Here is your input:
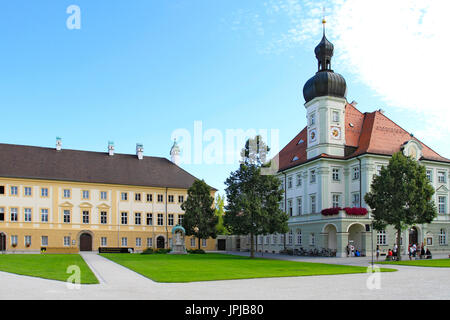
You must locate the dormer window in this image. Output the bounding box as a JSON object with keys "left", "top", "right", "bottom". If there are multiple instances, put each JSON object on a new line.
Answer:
{"left": 297, "top": 139, "right": 304, "bottom": 145}
{"left": 292, "top": 156, "right": 299, "bottom": 162}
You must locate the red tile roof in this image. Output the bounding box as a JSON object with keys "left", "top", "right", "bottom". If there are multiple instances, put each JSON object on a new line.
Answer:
{"left": 277, "top": 103, "right": 450, "bottom": 172}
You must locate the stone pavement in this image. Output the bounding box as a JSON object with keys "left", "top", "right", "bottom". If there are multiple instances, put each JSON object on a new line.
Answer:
{"left": 0, "top": 251, "right": 449, "bottom": 300}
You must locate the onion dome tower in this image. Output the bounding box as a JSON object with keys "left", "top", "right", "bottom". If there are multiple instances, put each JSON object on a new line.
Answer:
{"left": 303, "top": 18, "right": 347, "bottom": 160}
{"left": 303, "top": 19, "right": 347, "bottom": 103}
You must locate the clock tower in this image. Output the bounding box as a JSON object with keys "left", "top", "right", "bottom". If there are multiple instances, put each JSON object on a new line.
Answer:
{"left": 302, "top": 19, "right": 347, "bottom": 160}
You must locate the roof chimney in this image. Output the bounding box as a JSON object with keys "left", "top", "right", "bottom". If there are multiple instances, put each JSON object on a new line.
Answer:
{"left": 108, "top": 141, "right": 114, "bottom": 156}
{"left": 56, "top": 137, "right": 62, "bottom": 151}
{"left": 136, "top": 143, "right": 144, "bottom": 160}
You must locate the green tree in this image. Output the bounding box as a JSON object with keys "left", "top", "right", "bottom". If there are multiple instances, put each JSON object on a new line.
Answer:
{"left": 224, "top": 137, "right": 288, "bottom": 258}
{"left": 181, "top": 179, "right": 218, "bottom": 250}
{"left": 364, "top": 152, "right": 437, "bottom": 261}
{"left": 215, "top": 194, "right": 229, "bottom": 235}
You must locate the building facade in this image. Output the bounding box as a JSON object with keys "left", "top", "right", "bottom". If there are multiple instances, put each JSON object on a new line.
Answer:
{"left": 0, "top": 140, "right": 216, "bottom": 253}
{"left": 230, "top": 23, "right": 450, "bottom": 257}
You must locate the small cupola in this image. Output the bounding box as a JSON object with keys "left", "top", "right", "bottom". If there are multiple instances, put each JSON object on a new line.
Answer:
{"left": 108, "top": 141, "right": 114, "bottom": 156}
{"left": 170, "top": 139, "right": 181, "bottom": 165}
{"left": 136, "top": 143, "right": 144, "bottom": 160}
{"left": 56, "top": 137, "right": 62, "bottom": 151}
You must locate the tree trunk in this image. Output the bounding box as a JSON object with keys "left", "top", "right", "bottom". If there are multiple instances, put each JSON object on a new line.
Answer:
{"left": 397, "top": 228, "right": 402, "bottom": 261}
{"left": 250, "top": 231, "right": 254, "bottom": 259}
{"left": 198, "top": 237, "right": 201, "bottom": 251}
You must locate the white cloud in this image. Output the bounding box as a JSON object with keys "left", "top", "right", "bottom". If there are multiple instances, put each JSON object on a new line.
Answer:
{"left": 239, "top": 0, "right": 450, "bottom": 157}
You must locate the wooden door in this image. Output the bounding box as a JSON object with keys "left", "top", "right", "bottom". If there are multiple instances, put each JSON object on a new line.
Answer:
{"left": 80, "top": 233, "right": 92, "bottom": 251}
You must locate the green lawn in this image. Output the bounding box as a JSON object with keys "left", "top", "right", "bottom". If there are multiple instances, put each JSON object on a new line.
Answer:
{"left": 379, "top": 258, "right": 450, "bottom": 268}
{"left": 100, "top": 253, "right": 396, "bottom": 283}
{"left": 0, "top": 254, "right": 99, "bottom": 284}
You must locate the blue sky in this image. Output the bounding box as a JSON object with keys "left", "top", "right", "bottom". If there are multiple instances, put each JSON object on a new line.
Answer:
{"left": 0, "top": 1, "right": 449, "bottom": 196}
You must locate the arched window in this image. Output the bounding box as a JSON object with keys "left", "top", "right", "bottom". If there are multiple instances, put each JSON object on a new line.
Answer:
{"left": 439, "top": 229, "right": 447, "bottom": 245}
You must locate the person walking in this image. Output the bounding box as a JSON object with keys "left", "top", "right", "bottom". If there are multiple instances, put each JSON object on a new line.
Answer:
{"left": 393, "top": 244, "right": 398, "bottom": 261}
{"left": 376, "top": 245, "right": 380, "bottom": 261}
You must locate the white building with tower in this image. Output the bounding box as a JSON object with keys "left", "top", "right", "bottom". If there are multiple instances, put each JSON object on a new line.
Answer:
{"left": 231, "top": 21, "right": 450, "bottom": 258}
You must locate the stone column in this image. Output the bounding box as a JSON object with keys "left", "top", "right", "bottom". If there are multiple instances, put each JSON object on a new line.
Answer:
{"left": 336, "top": 231, "right": 349, "bottom": 257}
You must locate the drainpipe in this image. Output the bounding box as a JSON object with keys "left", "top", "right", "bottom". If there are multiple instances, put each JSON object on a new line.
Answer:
{"left": 165, "top": 187, "right": 168, "bottom": 249}
{"left": 357, "top": 157, "right": 362, "bottom": 207}
{"left": 283, "top": 172, "right": 287, "bottom": 251}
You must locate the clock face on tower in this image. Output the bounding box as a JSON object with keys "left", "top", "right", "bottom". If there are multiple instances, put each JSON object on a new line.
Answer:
{"left": 310, "top": 129, "right": 317, "bottom": 142}
{"left": 330, "top": 127, "right": 341, "bottom": 139}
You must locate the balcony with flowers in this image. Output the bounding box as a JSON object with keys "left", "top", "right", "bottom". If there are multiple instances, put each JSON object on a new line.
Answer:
{"left": 321, "top": 207, "right": 368, "bottom": 219}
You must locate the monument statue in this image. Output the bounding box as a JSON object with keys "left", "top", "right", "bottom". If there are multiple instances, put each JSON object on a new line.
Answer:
{"left": 170, "top": 225, "right": 187, "bottom": 254}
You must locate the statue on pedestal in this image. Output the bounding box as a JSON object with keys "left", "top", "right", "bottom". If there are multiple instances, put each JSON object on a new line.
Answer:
{"left": 170, "top": 225, "right": 187, "bottom": 254}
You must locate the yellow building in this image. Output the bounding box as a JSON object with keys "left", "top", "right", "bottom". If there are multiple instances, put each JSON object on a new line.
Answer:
{"left": 0, "top": 140, "right": 217, "bottom": 253}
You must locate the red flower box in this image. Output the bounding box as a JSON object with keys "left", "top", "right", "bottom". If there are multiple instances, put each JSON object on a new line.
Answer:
{"left": 321, "top": 207, "right": 342, "bottom": 216}
{"left": 343, "top": 207, "right": 368, "bottom": 216}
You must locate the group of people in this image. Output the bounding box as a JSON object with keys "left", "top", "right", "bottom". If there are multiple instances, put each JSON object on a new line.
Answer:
{"left": 375, "top": 243, "right": 432, "bottom": 261}
{"left": 408, "top": 243, "right": 432, "bottom": 260}
{"left": 345, "top": 244, "right": 361, "bottom": 257}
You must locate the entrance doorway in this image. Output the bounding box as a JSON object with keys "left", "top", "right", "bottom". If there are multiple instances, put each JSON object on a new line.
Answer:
{"left": 324, "top": 224, "right": 337, "bottom": 250}
{"left": 218, "top": 239, "right": 226, "bottom": 251}
{"left": 409, "top": 227, "right": 418, "bottom": 246}
{"left": 348, "top": 223, "right": 365, "bottom": 255}
{"left": 156, "top": 236, "right": 165, "bottom": 249}
{"left": 0, "top": 233, "right": 6, "bottom": 251}
{"left": 79, "top": 233, "right": 92, "bottom": 251}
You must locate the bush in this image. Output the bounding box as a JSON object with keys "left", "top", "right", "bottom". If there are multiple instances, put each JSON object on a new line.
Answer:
{"left": 154, "top": 248, "right": 171, "bottom": 254}
{"left": 141, "top": 248, "right": 154, "bottom": 255}
{"left": 187, "top": 249, "right": 206, "bottom": 254}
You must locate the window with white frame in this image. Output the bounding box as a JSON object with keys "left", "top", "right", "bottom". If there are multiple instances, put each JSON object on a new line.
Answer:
{"left": 100, "top": 211, "right": 107, "bottom": 224}
{"left": 310, "top": 113, "right": 316, "bottom": 126}
{"left": 297, "top": 230, "right": 302, "bottom": 245}
{"left": 41, "top": 236, "right": 48, "bottom": 246}
{"left": 288, "top": 230, "right": 293, "bottom": 245}
{"left": 332, "top": 194, "right": 341, "bottom": 208}
{"left": 352, "top": 167, "right": 360, "bottom": 180}
{"left": 376, "top": 165, "right": 383, "bottom": 176}
{"left": 121, "top": 237, "right": 127, "bottom": 247}
{"left": 147, "top": 237, "right": 153, "bottom": 247}
{"left": 332, "top": 110, "right": 339, "bottom": 122}
{"left": 101, "top": 237, "right": 107, "bottom": 247}
{"left": 265, "top": 236, "right": 270, "bottom": 245}
{"left": 63, "top": 189, "right": 71, "bottom": 198}
{"left": 157, "top": 194, "right": 164, "bottom": 202}
{"left": 190, "top": 237, "right": 195, "bottom": 247}
{"left": 10, "top": 186, "right": 18, "bottom": 196}
{"left": 147, "top": 193, "right": 153, "bottom": 202}
{"left": 439, "top": 229, "right": 447, "bottom": 245}
{"left": 41, "top": 209, "right": 49, "bottom": 222}
{"left": 64, "top": 236, "right": 71, "bottom": 247}
{"left": 24, "top": 208, "right": 32, "bottom": 222}
{"left": 63, "top": 210, "right": 71, "bottom": 223}
{"left": 135, "top": 193, "right": 142, "bottom": 201}
{"left": 121, "top": 192, "right": 128, "bottom": 201}
{"left": 310, "top": 170, "right": 316, "bottom": 183}
{"left": 10, "top": 208, "right": 18, "bottom": 222}
{"left": 426, "top": 169, "right": 433, "bottom": 182}
{"left": 438, "top": 196, "right": 447, "bottom": 214}
{"left": 438, "top": 171, "right": 446, "bottom": 184}
{"left": 297, "top": 197, "right": 302, "bottom": 215}
{"left": 280, "top": 178, "right": 285, "bottom": 191}
{"left": 272, "top": 234, "right": 277, "bottom": 245}
{"left": 25, "top": 235, "right": 31, "bottom": 246}
{"left": 296, "top": 174, "right": 302, "bottom": 187}
{"left": 11, "top": 235, "right": 18, "bottom": 246}
{"left": 332, "top": 168, "right": 340, "bottom": 181}
{"left": 178, "top": 195, "right": 184, "bottom": 203}
{"left": 352, "top": 193, "right": 360, "bottom": 208}
{"left": 0, "top": 207, "right": 4, "bottom": 221}
{"left": 82, "top": 210, "right": 89, "bottom": 224}
{"left": 168, "top": 195, "right": 174, "bottom": 203}
{"left": 121, "top": 212, "right": 128, "bottom": 225}
{"left": 82, "top": 190, "right": 89, "bottom": 199}
{"left": 287, "top": 176, "right": 293, "bottom": 189}
{"left": 280, "top": 234, "right": 285, "bottom": 244}
{"left": 377, "top": 230, "right": 387, "bottom": 245}
{"left": 280, "top": 201, "right": 285, "bottom": 212}
{"left": 146, "top": 213, "right": 153, "bottom": 225}
{"left": 24, "top": 187, "right": 32, "bottom": 196}
{"left": 202, "top": 239, "right": 207, "bottom": 247}
{"left": 168, "top": 214, "right": 174, "bottom": 226}
{"left": 310, "top": 233, "right": 315, "bottom": 246}
{"left": 157, "top": 213, "right": 164, "bottom": 226}
{"left": 135, "top": 212, "right": 141, "bottom": 225}
{"left": 100, "top": 191, "right": 108, "bottom": 200}
{"left": 136, "top": 237, "right": 142, "bottom": 247}
{"left": 310, "top": 195, "right": 316, "bottom": 213}
{"left": 178, "top": 214, "right": 184, "bottom": 226}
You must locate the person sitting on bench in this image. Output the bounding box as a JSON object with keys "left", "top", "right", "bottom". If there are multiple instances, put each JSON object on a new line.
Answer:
{"left": 425, "top": 248, "right": 432, "bottom": 259}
